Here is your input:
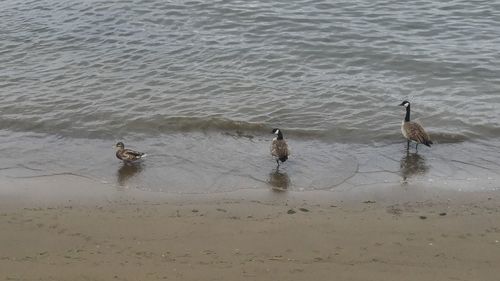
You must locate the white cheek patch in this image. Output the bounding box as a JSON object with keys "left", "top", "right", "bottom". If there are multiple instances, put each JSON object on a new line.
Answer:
{"left": 404, "top": 103, "right": 409, "bottom": 108}
{"left": 275, "top": 130, "right": 280, "bottom": 135}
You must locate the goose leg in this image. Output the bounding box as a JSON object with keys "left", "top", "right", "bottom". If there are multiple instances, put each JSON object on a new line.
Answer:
{"left": 415, "top": 143, "right": 419, "bottom": 152}
{"left": 276, "top": 159, "right": 280, "bottom": 169}
{"left": 406, "top": 140, "right": 410, "bottom": 151}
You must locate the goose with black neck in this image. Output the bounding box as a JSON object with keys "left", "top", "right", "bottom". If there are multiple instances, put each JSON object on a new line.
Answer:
{"left": 399, "top": 101, "right": 433, "bottom": 151}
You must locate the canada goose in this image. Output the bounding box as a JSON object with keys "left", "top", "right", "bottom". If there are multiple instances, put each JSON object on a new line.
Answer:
{"left": 399, "top": 101, "right": 433, "bottom": 150}
{"left": 271, "top": 128, "right": 289, "bottom": 168}
{"left": 115, "top": 142, "right": 145, "bottom": 162}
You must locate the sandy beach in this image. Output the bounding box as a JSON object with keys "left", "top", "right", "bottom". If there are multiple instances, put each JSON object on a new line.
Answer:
{"left": 1, "top": 176, "right": 500, "bottom": 281}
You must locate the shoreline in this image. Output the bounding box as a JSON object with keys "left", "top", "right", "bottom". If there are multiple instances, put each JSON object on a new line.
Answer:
{"left": 1, "top": 175, "right": 500, "bottom": 280}
{"left": 1, "top": 173, "right": 499, "bottom": 207}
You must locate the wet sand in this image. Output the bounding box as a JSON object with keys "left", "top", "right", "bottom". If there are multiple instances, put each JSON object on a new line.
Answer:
{"left": 1, "top": 176, "right": 500, "bottom": 281}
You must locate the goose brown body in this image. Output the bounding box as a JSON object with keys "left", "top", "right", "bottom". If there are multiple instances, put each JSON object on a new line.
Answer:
{"left": 401, "top": 121, "right": 432, "bottom": 146}
{"left": 271, "top": 138, "right": 289, "bottom": 162}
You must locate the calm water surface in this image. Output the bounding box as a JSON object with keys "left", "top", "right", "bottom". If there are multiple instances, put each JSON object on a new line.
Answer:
{"left": 1, "top": 0, "right": 499, "bottom": 192}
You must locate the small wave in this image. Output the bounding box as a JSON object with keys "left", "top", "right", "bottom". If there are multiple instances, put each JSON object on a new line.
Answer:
{"left": 1, "top": 114, "right": 498, "bottom": 144}
{"left": 142, "top": 116, "right": 269, "bottom": 133}
{"left": 120, "top": 116, "right": 411, "bottom": 143}
{"left": 430, "top": 132, "right": 469, "bottom": 144}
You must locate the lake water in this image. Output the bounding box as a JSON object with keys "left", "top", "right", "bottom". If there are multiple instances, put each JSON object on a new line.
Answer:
{"left": 1, "top": 0, "right": 499, "bottom": 193}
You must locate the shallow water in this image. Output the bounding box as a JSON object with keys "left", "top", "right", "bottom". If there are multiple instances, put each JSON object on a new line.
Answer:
{"left": 0, "top": 0, "right": 499, "bottom": 193}
{"left": 0, "top": 131, "right": 499, "bottom": 193}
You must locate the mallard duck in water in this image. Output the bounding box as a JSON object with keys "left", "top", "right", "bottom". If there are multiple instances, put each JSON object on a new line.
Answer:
{"left": 271, "top": 128, "right": 289, "bottom": 168}
{"left": 115, "top": 142, "right": 145, "bottom": 162}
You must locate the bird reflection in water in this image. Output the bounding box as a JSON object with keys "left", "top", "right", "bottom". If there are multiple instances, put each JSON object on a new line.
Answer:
{"left": 117, "top": 162, "right": 143, "bottom": 186}
{"left": 400, "top": 151, "right": 429, "bottom": 183}
{"left": 268, "top": 169, "right": 291, "bottom": 192}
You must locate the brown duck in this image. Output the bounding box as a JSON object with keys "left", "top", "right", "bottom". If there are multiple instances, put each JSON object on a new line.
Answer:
{"left": 399, "top": 101, "right": 433, "bottom": 150}
{"left": 271, "top": 128, "right": 289, "bottom": 168}
{"left": 115, "top": 142, "right": 145, "bottom": 162}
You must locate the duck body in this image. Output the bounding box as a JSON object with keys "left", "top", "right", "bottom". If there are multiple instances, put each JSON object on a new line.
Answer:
{"left": 271, "top": 129, "right": 289, "bottom": 166}
{"left": 399, "top": 101, "right": 433, "bottom": 148}
{"left": 115, "top": 142, "right": 145, "bottom": 162}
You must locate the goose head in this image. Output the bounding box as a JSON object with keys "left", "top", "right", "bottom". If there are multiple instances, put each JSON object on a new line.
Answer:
{"left": 399, "top": 100, "right": 410, "bottom": 108}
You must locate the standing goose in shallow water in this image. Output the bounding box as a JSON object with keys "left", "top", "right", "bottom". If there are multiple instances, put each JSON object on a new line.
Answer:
{"left": 271, "top": 128, "right": 289, "bottom": 168}
{"left": 115, "top": 142, "right": 145, "bottom": 162}
{"left": 399, "top": 101, "right": 433, "bottom": 150}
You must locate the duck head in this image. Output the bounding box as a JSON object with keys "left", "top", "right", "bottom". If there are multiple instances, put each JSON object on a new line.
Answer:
{"left": 115, "top": 142, "right": 125, "bottom": 150}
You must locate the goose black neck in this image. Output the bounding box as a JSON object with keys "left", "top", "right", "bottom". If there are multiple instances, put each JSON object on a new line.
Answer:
{"left": 404, "top": 105, "right": 411, "bottom": 122}
{"left": 276, "top": 132, "right": 284, "bottom": 140}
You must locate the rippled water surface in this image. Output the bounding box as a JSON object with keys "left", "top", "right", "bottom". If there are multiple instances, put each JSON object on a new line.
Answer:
{"left": 1, "top": 0, "right": 499, "bottom": 192}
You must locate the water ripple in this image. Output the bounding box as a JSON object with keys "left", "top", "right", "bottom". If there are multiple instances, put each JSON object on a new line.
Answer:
{"left": 0, "top": 0, "right": 499, "bottom": 142}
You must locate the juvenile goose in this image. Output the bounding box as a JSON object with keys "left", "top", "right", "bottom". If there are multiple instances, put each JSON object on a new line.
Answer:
{"left": 271, "top": 128, "right": 289, "bottom": 168}
{"left": 115, "top": 142, "right": 145, "bottom": 162}
{"left": 399, "top": 100, "right": 433, "bottom": 150}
